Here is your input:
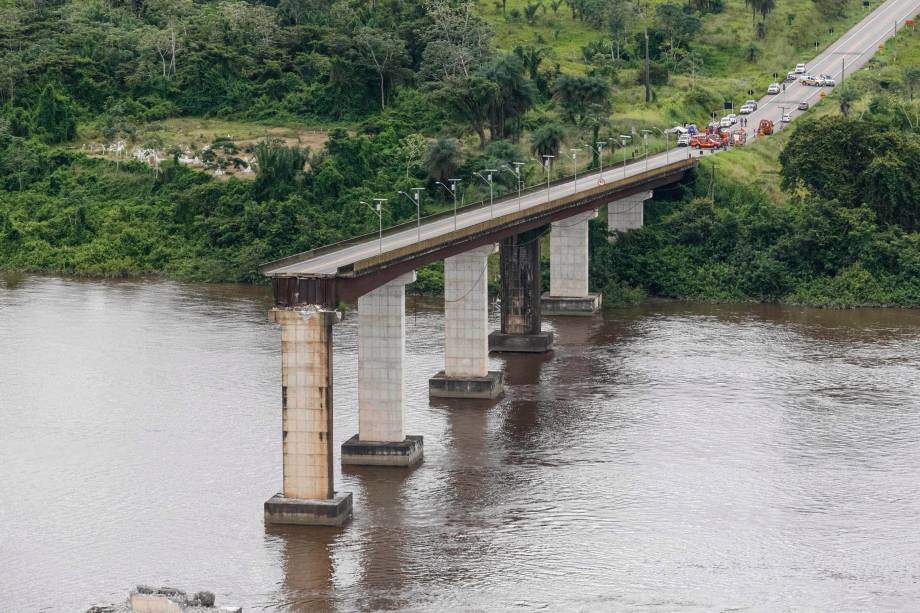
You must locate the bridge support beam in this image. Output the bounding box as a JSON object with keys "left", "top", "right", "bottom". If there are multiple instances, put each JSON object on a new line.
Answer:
{"left": 342, "top": 271, "right": 423, "bottom": 467}
{"left": 489, "top": 227, "right": 553, "bottom": 353}
{"left": 264, "top": 307, "right": 353, "bottom": 527}
{"left": 430, "top": 245, "right": 503, "bottom": 399}
{"left": 608, "top": 190, "right": 653, "bottom": 241}
{"left": 541, "top": 210, "right": 601, "bottom": 316}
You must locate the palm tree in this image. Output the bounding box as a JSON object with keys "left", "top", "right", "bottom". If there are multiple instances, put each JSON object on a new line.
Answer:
{"left": 838, "top": 87, "right": 857, "bottom": 117}
{"left": 425, "top": 138, "right": 462, "bottom": 184}
{"left": 530, "top": 123, "right": 565, "bottom": 168}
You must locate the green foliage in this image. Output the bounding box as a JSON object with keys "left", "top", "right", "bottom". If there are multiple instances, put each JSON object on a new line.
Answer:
{"left": 780, "top": 116, "right": 920, "bottom": 232}
{"left": 530, "top": 122, "right": 565, "bottom": 162}
{"left": 253, "top": 139, "right": 309, "bottom": 201}
{"left": 34, "top": 85, "right": 77, "bottom": 144}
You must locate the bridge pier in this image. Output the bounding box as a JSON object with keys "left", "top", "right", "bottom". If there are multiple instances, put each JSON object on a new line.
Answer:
{"left": 489, "top": 227, "right": 554, "bottom": 353}
{"left": 430, "top": 245, "right": 503, "bottom": 399}
{"left": 342, "top": 271, "right": 423, "bottom": 467}
{"left": 541, "top": 210, "right": 601, "bottom": 316}
{"left": 264, "top": 307, "right": 353, "bottom": 527}
{"left": 608, "top": 190, "right": 653, "bottom": 241}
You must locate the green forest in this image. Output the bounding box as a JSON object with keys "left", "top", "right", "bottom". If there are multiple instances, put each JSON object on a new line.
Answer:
{"left": 0, "top": 0, "right": 918, "bottom": 306}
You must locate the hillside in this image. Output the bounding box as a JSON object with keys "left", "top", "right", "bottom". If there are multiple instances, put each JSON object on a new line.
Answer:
{"left": 0, "top": 0, "right": 918, "bottom": 306}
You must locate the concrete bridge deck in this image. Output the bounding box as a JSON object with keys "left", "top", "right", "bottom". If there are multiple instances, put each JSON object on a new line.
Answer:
{"left": 263, "top": 158, "right": 696, "bottom": 306}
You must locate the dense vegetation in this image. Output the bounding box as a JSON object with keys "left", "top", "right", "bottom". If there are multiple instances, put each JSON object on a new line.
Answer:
{"left": 590, "top": 28, "right": 920, "bottom": 307}
{"left": 0, "top": 0, "right": 917, "bottom": 307}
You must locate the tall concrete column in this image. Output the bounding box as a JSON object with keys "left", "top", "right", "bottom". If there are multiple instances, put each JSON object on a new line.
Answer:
{"left": 541, "top": 210, "right": 602, "bottom": 316}
{"left": 342, "top": 271, "right": 423, "bottom": 467}
{"left": 264, "top": 307, "right": 353, "bottom": 527}
{"left": 489, "top": 227, "right": 554, "bottom": 353}
{"left": 608, "top": 190, "right": 653, "bottom": 241}
{"left": 430, "top": 244, "right": 503, "bottom": 399}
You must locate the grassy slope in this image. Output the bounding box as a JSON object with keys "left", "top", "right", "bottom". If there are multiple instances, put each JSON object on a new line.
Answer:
{"left": 702, "top": 21, "right": 920, "bottom": 202}
{"left": 479, "top": 0, "right": 885, "bottom": 149}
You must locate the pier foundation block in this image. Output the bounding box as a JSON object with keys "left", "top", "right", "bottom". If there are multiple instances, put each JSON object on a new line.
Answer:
{"left": 341, "top": 435, "right": 424, "bottom": 467}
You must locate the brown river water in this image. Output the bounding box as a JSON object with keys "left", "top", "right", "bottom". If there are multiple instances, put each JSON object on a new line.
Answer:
{"left": 1, "top": 274, "right": 920, "bottom": 612}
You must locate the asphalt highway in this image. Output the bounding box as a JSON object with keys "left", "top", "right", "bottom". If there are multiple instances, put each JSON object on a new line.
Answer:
{"left": 265, "top": 0, "right": 920, "bottom": 277}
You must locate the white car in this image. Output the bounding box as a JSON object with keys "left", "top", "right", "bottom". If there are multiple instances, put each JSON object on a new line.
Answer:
{"left": 782, "top": 112, "right": 792, "bottom": 123}
{"left": 822, "top": 75, "right": 836, "bottom": 86}
{"left": 677, "top": 133, "right": 691, "bottom": 146}
{"left": 745, "top": 99, "right": 758, "bottom": 110}
{"left": 720, "top": 116, "right": 733, "bottom": 128}
{"left": 767, "top": 83, "right": 781, "bottom": 94}
{"left": 795, "top": 63, "right": 806, "bottom": 74}
{"left": 739, "top": 104, "right": 753, "bottom": 115}
{"left": 727, "top": 113, "right": 738, "bottom": 124}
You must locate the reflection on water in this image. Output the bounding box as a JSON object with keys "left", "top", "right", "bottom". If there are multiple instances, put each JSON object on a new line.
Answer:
{"left": 2, "top": 276, "right": 920, "bottom": 611}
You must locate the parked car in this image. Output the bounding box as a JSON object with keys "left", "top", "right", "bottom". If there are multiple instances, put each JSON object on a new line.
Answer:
{"left": 795, "top": 63, "right": 807, "bottom": 74}
{"left": 719, "top": 116, "right": 733, "bottom": 128}
{"left": 801, "top": 75, "right": 820, "bottom": 86}
{"left": 745, "top": 99, "right": 758, "bottom": 110}
{"left": 767, "top": 83, "right": 781, "bottom": 94}
{"left": 739, "top": 104, "right": 754, "bottom": 115}
{"left": 686, "top": 123, "right": 699, "bottom": 135}
{"left": 693, "top": 135, "right": 722, "bottom": 150}
{"left": 822, "top": 74, "right": 836, "bottom": 86}
{"left": 785, "top": 72, "right": 797, "bottom": 82}
{"left": 677, "top": 133, "right": 691, "bottom": 146}
{"left": 781, "top": 112, "right": 792, "bottom": 123}
{"left": 798, "top": 101, "right": 810, "bottom": 111}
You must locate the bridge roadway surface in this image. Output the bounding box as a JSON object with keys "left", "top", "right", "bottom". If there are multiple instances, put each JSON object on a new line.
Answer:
{"left": 264, "top": 0, "right": 919, "bottom": 280}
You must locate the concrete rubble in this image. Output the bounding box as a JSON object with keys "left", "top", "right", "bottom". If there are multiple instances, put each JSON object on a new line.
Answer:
{"left": 86, "top": 586, "right": 241, "bottom": 613}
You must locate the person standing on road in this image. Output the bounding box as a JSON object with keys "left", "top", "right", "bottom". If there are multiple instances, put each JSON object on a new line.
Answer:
{"left": 782, "top": 83, "right": 786, "bottom": 92}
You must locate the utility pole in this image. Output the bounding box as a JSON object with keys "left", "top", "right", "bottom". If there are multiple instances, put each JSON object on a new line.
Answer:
{"left": 644, "top": 27, "right": 651, "bottom": 103}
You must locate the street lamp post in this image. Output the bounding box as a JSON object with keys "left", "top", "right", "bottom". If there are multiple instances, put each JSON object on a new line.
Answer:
{"left": 654, "top": 128, "right": 669, "bottom": 164}
{"left": 512, "top": 161, "right": 524, "bottom": 210}
{"left": 475, "top": 169, "right": 498, "bottom": 219}
{"left": 641, "top": 129, "right": 652, "bottom": 171}
{"left": 397, "top": 188, "right": 425, "bottom": 242}
{"left": 542, "top": 154, "right": 555, "bottom": 202}
{"left": 501, "top": 162, "right": 525, "bottom": 211}
{"left": 436, "top": 179, "right": 462, "bottom": 230}
{"left": 619, "top": 135, "right": 631, "bottom": 179}
{"left": 570, "top": 148, "right": 581, "bottom": 193}
{"left": 360, "top": 198, "right": 386, "bottom": 253}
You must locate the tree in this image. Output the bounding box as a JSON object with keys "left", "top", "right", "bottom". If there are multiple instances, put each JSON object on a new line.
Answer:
{"left": 421, "top": 1, "right": 494, "bottom": 82}
{"left": 904, "top": 66, "right": 920, "bottom": 102}
{"left": 524, "top": 1, "right": 543, "bottom": 24}
{"left": 655, "top": 4, "right": 701, "bottom": 66}
{"left": 253, "top": 139, "right": 309, "bottom": 200}
{"left": 355, "top": 28, "right": 409, "bottom": 110}
{"left": 480, "top": 54, "right": 537, "bottom": 142}
{"left": 606, "top": 0, "right": 639, "bottom": 61}
{"left": 553, "top": 74, "right": 611, "bottom": 127}
{"left": 400, "top": 133, "right": 429, "bottom": 179}
{"left": 33, "top": 84, "right": 77, "bottom": 144}
{"left": 425, "top": 138, "right": 462, "bottom": 183}
{"left": 436, "top": 75, "right": 500, "bottom": 147}
{"left": 530, "top": 122, "right": 565, "bottom": 167}
{"left": 838, "top": 86, "right": 857, "bottom": 117}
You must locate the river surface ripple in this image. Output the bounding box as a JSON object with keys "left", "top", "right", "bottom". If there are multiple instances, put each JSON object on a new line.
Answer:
{"left": 1, "top": 275, "right": 919, "bottom": 612}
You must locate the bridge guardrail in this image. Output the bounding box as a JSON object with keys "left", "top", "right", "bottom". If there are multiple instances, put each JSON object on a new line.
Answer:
{"left": 261, "top": 155, "right": 696, "bottom": 276}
